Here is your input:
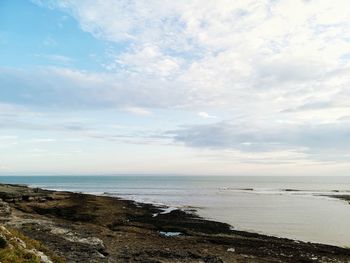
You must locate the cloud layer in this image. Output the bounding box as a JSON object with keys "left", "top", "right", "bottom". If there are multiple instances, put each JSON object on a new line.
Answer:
{"left": 1, "top": 0, "right": 350, "bottom": 172}
{"left": 170, "top": 119, "right": 350, "bottom": 161}
{"left": 14, "top": 1, "right": 350, "bottom": 115}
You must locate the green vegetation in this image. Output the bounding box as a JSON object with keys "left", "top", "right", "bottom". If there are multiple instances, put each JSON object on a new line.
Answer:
{"left": 0, "top": 226, "right": 65, "bottom": 263}
{"left": 0, "top": 235, "right": 7, "bottom": 249}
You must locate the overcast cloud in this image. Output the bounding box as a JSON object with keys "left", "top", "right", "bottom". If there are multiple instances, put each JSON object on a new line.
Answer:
{"left": 1, "top": 0, "right": 350, "bottom": 174}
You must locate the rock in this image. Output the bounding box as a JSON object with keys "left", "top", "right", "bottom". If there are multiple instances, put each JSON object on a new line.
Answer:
{"left": 0, "top": 200, "right": 11, "bottom": 218}
{"left": 29, "top": 249, "right": 53, "bottom": 263}
{"left": 50, "top": 226, "right": 105, "bottom": 250}
{"left": 38, "top": 197, "right": 47, "bottom": 202}
{"left": 27, "top": 196, "right": 35, "bottom": 201}
{"left": 0, "top": 226, "right": 11, "bottom": 234}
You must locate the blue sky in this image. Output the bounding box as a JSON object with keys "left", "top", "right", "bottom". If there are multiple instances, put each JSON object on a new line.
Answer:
{"left": 0, "top": 0, "right": 109, "bottom": 70}
{"left": 0, "top": 0, "right": 350, "bottom": 175}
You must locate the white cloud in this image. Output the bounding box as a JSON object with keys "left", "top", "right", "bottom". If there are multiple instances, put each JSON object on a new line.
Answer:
{"left": 113, "top": 45, "right": 182, "bottom": 77}
{"left": 29, "top": 138, "right": 57, "bottom": 143}
{"left": 25, "top": 1, "right": 350, "bottom": 116}
{"left": 11, "top": 0, "right": 350, "bottom": 166}
{"left": 197, "top": 111, "right": 216, "bottom": 119}
{"left": 43, "top": 54, "right": 74, "bottom": 64}
{"left": 123, "top": 107, "right": 152, "bottom": 116}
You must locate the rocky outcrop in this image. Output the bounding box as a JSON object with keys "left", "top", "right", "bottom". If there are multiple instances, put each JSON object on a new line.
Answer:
{"left": 325, "top": 195, "right": 350, "bottom": 204}
{"left": 0, "top": 225, "right": 63, "bottom": 263}
{"left": 0, "top": 184, "right": 53, "bottom": 203}
{"left": 0, "top": 199, "right": 11, "bottom": 220}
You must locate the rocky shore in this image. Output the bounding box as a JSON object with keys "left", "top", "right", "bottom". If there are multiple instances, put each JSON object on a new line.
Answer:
{"left": 0, "top": 183, "right": 349, "bottom": 263}
{"left": 325, "top": 195, "right": 350, "bottom": 204}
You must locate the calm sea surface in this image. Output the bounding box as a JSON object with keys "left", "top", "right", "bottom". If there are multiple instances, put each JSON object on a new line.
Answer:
{"left": 1, "top": 175, "right": 350, "bottom": 247}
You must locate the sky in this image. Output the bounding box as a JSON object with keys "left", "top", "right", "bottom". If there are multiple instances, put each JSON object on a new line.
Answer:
{"left": 0, "top": 0, "right": 350, "bottom": 176}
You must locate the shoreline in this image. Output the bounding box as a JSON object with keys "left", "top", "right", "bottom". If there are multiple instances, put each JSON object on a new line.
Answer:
{"left": 0, "top": 183, "right": 350, "bottom": 262}
{"left": 324, "top": 194, "right": 350, "bottom": 204}
{"left": 21, "top": 186, "right": 350, "bottom": 247}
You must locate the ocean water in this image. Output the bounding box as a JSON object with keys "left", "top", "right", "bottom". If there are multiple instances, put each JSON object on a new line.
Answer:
{"left": 0, "top": 175, "right": 350, "bottom": 247}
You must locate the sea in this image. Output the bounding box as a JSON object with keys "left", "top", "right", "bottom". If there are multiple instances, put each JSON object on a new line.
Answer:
{"left": 0, "top": 175, "right": 349, "bottom": 248}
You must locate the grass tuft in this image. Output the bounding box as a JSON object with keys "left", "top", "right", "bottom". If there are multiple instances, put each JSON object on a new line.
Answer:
{"left": 0, "top": 226, "right": 66, "bottom": 263}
